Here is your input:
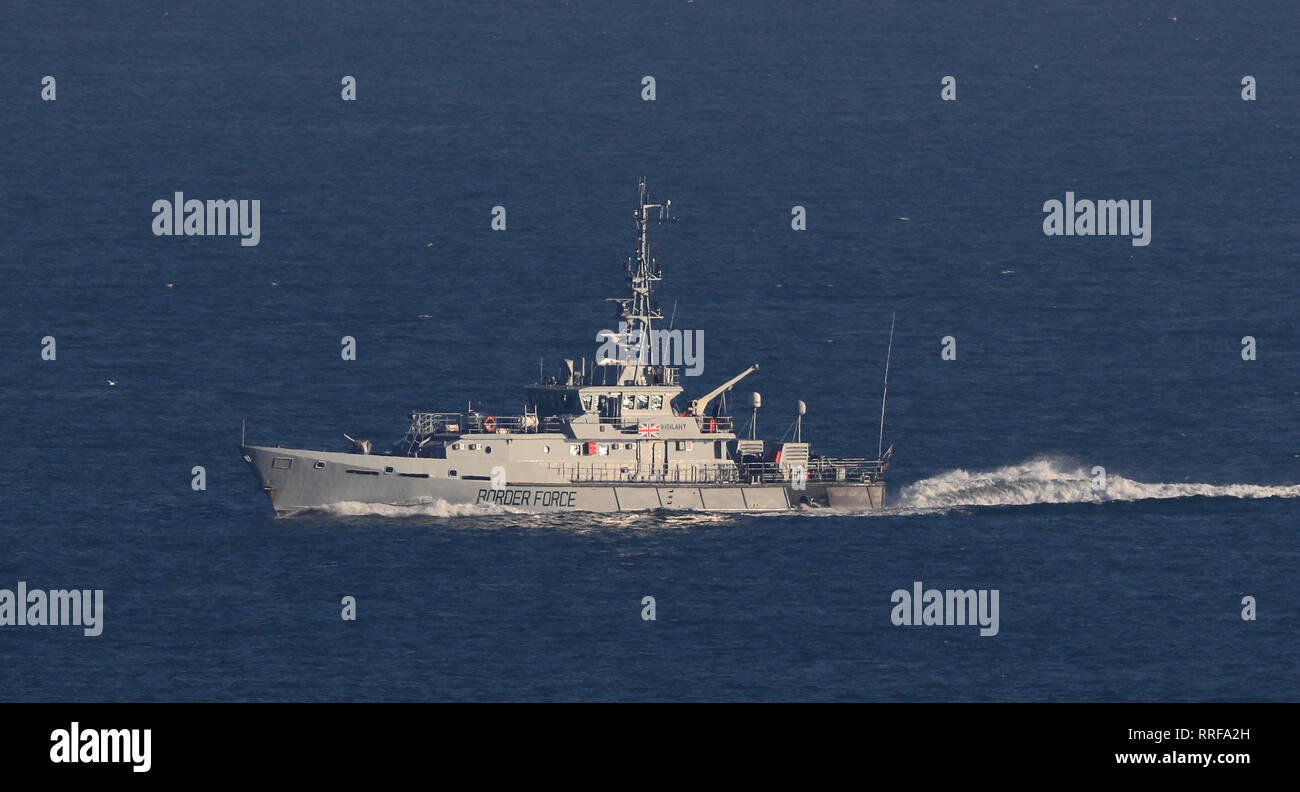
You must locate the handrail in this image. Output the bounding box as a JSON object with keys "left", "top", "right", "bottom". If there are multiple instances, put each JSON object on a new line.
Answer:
{"left": 408, "top": 411, "right": 543, "bottom": 435}
{"left": 409, "top": 410, "right": 736, "bottom": 436}
{"left": 543, "top": 462, "right": 743, "bottom": 484}
{"left": 738, "top": 457, "right": 884, "bottom": 483}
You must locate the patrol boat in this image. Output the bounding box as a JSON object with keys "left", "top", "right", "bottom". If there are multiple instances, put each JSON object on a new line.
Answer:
{"left": 241, "top": 182, "right": 893, "bottom": 516}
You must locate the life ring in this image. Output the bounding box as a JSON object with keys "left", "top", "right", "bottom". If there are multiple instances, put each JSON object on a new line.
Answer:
{"left": 483, "top": 416, "right": 496, "bottom": 432}
{"left": 707, "top": 417, "right": 716, "bottom": 433}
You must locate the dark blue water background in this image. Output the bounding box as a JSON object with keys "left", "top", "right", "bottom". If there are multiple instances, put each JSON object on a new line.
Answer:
{"left": 1, "top": 1, "right": 1296, "bottom": 700}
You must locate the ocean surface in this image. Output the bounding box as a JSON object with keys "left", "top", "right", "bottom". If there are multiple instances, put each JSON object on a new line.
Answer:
{"left": 0, "top": 1, "right": 1296, "bottom": 701}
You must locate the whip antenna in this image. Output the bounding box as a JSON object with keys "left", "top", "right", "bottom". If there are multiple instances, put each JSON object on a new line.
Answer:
{"left": 878, "top": 313, "right": 896, "bottom": 460}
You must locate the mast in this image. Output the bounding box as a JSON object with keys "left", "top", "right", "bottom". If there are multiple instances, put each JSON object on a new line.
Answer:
{"left": 606, "top": 179, "right": 670, "bottom": 386}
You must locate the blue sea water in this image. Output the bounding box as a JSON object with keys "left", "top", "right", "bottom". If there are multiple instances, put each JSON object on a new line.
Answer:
{"left": 0, "top": 1, "right": 1296, "bottom": 701}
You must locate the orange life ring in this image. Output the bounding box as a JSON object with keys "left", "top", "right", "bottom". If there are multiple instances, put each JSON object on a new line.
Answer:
{"left": 483, "top": 416, "right": 496, "bottom": 432}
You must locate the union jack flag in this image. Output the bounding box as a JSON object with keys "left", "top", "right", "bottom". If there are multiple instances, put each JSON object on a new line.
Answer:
{"left": 637, "top": 423, "right": 661, "bottom": 437}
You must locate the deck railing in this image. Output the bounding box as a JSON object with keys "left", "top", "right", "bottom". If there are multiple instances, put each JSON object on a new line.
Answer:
{"left": 408, "top": 412, "right": 541, "bottom": 435}
{"left": 543, "top": 462, "right": 743, "bottom": 484}
{"left": 738, "top": 457, "right": 885, "bottom": 484}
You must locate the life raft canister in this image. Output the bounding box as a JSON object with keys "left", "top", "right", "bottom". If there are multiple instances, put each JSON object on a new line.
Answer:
{"left": 483, "top": 416, "right": 496, "bottom": 432}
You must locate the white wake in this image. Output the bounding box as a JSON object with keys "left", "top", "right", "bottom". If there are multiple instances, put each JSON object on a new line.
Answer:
{"left": 303, "top": 499, "right": 506, "bottom": 518}
{"left": 896, "top": 457, "right": 1300, "bottom": 511}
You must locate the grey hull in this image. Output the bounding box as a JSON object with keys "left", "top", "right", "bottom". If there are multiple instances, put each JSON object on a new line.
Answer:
{"left": 242, "top": 444, "right": 884, "bottom": 517}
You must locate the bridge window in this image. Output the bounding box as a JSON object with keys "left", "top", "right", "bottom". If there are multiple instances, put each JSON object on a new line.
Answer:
{"left": 650, "top": 395, "right": 663, "bottom": 410}
{"left": 599, "top": 394, "right": 621, "bottom": 418}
